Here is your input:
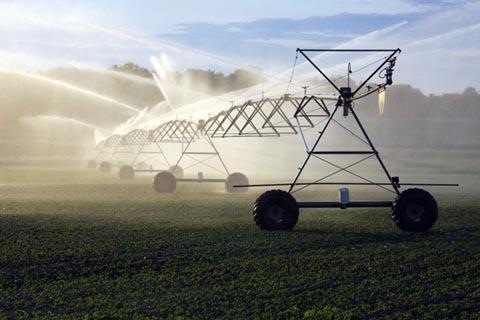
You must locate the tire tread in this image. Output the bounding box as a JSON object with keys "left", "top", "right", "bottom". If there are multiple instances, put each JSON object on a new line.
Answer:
{"left": 392, "top": 188, "right": 438, "bottom": 232}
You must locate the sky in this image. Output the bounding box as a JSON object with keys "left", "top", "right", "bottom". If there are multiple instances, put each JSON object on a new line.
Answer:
{"left": 0, "top": 0, "right": 478, "bottom": 93}
{"left": 0, "top": 0, "right": 417, "bottom": 33}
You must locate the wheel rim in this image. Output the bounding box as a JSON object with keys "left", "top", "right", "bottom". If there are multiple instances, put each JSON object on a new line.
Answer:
{"left": 268, "top": 204, "right": 286, "bottom": 223}
{"left": 154, "top": 172, "right": 175, "bottom": 192}
{"left": 406, "top": 202, "right": 425, "bottom": 222}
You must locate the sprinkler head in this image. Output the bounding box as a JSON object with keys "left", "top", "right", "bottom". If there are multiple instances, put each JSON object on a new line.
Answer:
{"left": 339, "top": 87, "right": 353, "bottom": 117}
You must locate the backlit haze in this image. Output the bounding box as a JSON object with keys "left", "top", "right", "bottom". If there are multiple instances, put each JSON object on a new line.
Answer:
{"left": 0, "top": 0, "right": 478, "bottom": 191}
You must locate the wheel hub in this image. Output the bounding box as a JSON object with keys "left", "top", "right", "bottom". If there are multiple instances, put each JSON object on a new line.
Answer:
{"left": 268, "top": 204, "right": 285, "bottom": 222}
{"left": 406, "top": 202, "right": 425, "bottom": 222}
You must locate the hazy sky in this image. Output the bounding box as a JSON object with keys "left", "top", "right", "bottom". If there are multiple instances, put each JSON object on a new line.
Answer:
{"left": 0, "top": 0, "right": 478, "bottom": 93}
{"left": 0, "top": 0, "right": 417, "bottom": 32}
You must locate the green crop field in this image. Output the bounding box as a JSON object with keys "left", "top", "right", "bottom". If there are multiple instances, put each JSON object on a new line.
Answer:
{"left": 0, "top": 166, "right": 479, "bottom": 319}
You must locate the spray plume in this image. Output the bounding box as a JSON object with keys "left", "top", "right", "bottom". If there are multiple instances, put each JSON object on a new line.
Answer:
{"left": 9, "top": 71, "right": 140, "bottom": 113}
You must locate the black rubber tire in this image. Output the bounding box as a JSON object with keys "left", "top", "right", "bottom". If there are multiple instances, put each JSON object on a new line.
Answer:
{"left": 99, "top": 161, "right": 111, "bottom": 173}
{"left": 225, "top": 172, "right": 249, "bottom": 193}
{"left": 253, "top": 189, "right": 299, "bottom": 230}
{"left": 153, "top": 171, "right": 177, "bottom": 193}
{"left": 136, "top": 161, "right": 148, "bottom": 171}
{"left": 169, "top": 165, "right": 184, "bottom": 179}
{"left": 87, "top": 160, "right": 97, "bottom": 169}
{"left": 392, "top": 188, "right": 438, "bottom": 232}
{"left": 119, "top": 165, "right": 135, "bottom": 180}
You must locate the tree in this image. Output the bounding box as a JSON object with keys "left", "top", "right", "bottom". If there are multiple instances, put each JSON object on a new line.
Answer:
{"left": 110, "top": 62, "right": 153, "bottom": 79}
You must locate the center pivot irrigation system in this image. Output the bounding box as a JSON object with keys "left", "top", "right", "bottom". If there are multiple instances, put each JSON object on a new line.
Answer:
{"left": 92, "top": 116, "right": 252, "bottom": 193}
{"left": 240, "top": 48, "right": 458, "bottom": 232}
{"left": 91, "top": 48, "right": 458, "bottom": 232}
{"left": 91, "top": 129, "right": 171, "bottom": 175}
{"left": 92, "top": 92, "right": 335, "bottom": 193}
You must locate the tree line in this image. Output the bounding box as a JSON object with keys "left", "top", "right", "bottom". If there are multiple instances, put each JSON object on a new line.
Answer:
{"left": 110, "top": 62, "right": 264, "bottom": 94}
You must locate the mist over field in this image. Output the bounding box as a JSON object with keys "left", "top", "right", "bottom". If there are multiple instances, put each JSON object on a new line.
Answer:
{"left": 0, "top": 1, "right": 478, "bottom": 192}
{"left": 0, "top": 65, "right": 478, "bottom": 192}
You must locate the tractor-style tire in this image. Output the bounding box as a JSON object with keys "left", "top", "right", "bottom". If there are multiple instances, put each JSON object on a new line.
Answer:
{"left": 87, "top": 160, "right": 97, "bottom": 169}
{"left": 99, "top": 161, "right": 111, "bottom": 173}
{"left": 119, "top": 165, "right": 135, "bottom": 180}
{"left": 169, "top": 165, "right": 184, "bottom": 179}
{"left": 253, "top": 190, "right": 299, "bottom": 230}
{"left": 225, "top": 172, "right": 249, "bottom": 193}
{"left": 392, "top": 188, "right": 438, "bottom": 232}
{"left": 153, "top": 171, "right": 177, "bottom": 193}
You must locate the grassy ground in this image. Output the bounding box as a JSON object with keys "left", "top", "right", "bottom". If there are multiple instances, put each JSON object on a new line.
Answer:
{"left": 0, "top": 167, "right": 479, "bottom": 319}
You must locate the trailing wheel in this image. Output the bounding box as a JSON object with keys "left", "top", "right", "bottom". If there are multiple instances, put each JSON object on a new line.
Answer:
{"left": 87, "top": 160, "right": 97, "bottom": 169}
{"left": 392, "top": 188, "right": 438, "bottom": 232}
{"left": 119, "top": 165, "right": 135, "bottom": 180}
{"left": 253, "top": 189, "right": 299, "bottom": 230}
{"left": 153, "top": 171, "right": 177, "bottom": 193}
{"left": 169, "top": 165, "right": 184, "bottom": 179}
{"left": 99, "top": 161, "right": 111, "bottom": 173}
{"left": 225, "top": 172, "right": 249, "bottom": 193}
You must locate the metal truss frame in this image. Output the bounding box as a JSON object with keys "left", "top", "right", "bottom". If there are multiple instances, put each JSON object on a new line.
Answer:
{"left": 149, "top": 120, "right": 200, "bottom": 144}
{"left": 161, "top": 93, "right": 333, "bottom": 180}
{"left": 172, "top": 126, "right": 230, "bottom": 182}
{"left": 241, "top": 48, "right": 457, "bottom": 205}
{"left": 97, "top": 130, "right": 169, "bottom": 168}
{"left": 202, "top": 94, "right": 332, "bottom": 138}
{"left": 94, "top": 134, "right": 122, "bottom": 162}
{"left": 291, "top": 48, "right": 403, "bottom": 198}
{"left": 120, "top": 129, "right": 170, "bottom": 169}
{"left": 110, "top": 94, "right": 333, "bottom": 180}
